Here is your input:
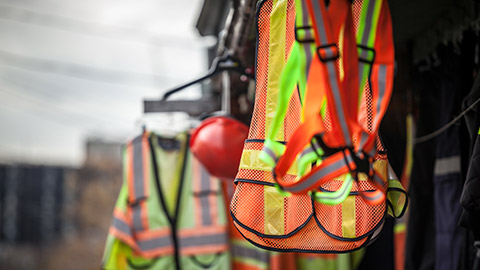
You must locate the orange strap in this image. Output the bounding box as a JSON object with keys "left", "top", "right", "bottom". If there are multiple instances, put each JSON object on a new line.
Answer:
{"left": 127, "top": 133, "right": 150, "bottom": 232}
{"left": 273, "top": 0, "right": 395, "bottom": 205}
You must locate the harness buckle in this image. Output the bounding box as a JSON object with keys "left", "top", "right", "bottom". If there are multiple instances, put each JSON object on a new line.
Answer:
{"left": 295, "top": 25, "right": 315, "bottom": 44}
{"left": 316, "top": 43, "right": 340, "bottom": 62}
{"left": 357, "top": 45, "right": 376, "bottom": 64}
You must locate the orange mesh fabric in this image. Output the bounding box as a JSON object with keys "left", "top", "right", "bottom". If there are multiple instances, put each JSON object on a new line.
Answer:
{"left": 230, "top": 0, "right": 388, "bottom": 253}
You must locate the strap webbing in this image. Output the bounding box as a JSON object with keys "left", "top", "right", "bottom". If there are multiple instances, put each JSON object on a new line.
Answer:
{"left": 272, "top": 0, "right": 395, "bottom": 206}
{"left": 127, "top": 133, "right": 150, "bottom": 232}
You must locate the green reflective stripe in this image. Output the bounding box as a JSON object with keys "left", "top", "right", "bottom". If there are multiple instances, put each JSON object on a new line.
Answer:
{"left": 314, "top": 173, "right": 353, "bottom": 205}
{"left": 260, "top": 146, "right": 278, "bottom": 168}
{"left": 179, "top": 233, "right": 227, "bottom": 249}
{"left": 265, "top": 42, "right": 301, "bottom": 145}
{"left": 297, "top": 151, "right": 319, "bottom": 176}
{"left": 283, "top": 152, "right": 353, "bottom": 193}
{"left": 297, "top": 139, "right": 323, "bottom": 176}
{"left": 357, "top": 0, "right": 382, "bottom": 103}
{"left": 260, "top": 139, "right": 286, "bottom": 167}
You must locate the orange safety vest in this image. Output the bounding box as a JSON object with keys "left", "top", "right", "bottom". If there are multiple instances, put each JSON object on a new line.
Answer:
{"left": 105, "top": 132, "right": 230, "bottom": 269}
{"left": 231, "top": 0, "right": 404, "bottom": 254}
{"left": 273, "top": 0, "right": 395, "bottom": 204}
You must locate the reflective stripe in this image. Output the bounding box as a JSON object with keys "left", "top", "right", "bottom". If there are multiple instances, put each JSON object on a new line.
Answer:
{"left": 130, "top": 135, "right": 149, "bottom": 232}
{"left": 133, "top": 136, "right": 145, "bottom": 201}
{"left": 341, "top": 194, "right": 356, "bottom": 238}
{"left": 263, "top": 147, "right": 279, "bottom": 163}
{"left": 376, "top": 65, "right": 387, "bottom": 121}
{"left": 179, "top": 233, "right": 227, "bottom": 248}
{"left": 232, "top": 243, "right": 270, "bottom": 264}
{"left": 138, "top": 235, "right": 172, "bottom": 251}
{"left": 310, "top": 0, "right": 328, "bottom": 43}
{"left": 132, "top": 205, "right": 144, "bottom": 231}
{"left": 301, "top": 0, "right": 313, "bottom": 75}
{"left": 309, "top": 0, "right": 352, "bottom": 144}
{"left": 358, "top": 131, "right": 370, "bottom": 154}
{"left": 314, "top": 174, "right": 353, "bottom": 204}
{"left": 360, "top": 0, "right": 376, "bottom": 47}
{"left": 434, "top": 156, "right": 461, "bottom": 176}
{"left": 326, "top": 60, "right": 352, "bottom": 145}
{"left": 199, "top": 165, "right": 212, "bottom": 226}
{"left": 284, "top": 152, "right": 353, "bottom": 193}
{"left": 113, "top": 215, "right": 132, "bottom": 237}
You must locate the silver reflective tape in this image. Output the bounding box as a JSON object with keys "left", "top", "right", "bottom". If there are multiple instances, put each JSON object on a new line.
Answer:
{"left": 315, "top": 175, "right": 352, "bottom": 201}
{"left": 133, "top": 136, "right": 145, "bottom": 201}
{"left": 138, "top": 235, "right": 172, "bottom": 251}
{"left": 434, "top": 156, "right": 461, "bottom": 176}
{"left": 376, "top": 65, "right": 387, "bottom": 119}
{"left": 200, "top": 196, "right": 212, "bottom": 226}
{"left": 361, "top": 0, "right": 376, "bottom": 47}
{"left": 132, "top": 205, "right": 144, "bottom": 231}
{"left": 113, "top": 216, "right": 132, "bottom": 236}
{"left": 311, "top": 0, "right": 327, "bottom": 43}
{"left": 232, "top": 244, "right": 269, "bottom": 264}
{"left": 179, "top": 233, "right": 227, "bottom": 248}
{"left": 263, "top": 147, "right": 278, "bottom": 162}
{"left": 358, "top": 62, "right": 365, "bottom": 89}
{"left": 358, "top": 131, "right": 369, "bottom": 152}
{"left": 285, "top": 153, "right": 351, "bottom": 193}
{"left": 198, "top": 163, "right": 213, "bottom": 226}
{"left": 326, "top": 61, "right": 352, "bottom": 145}
{"left": 301, "top": 147, "right": 314, "bottom": 157}
{"left": 302, "top": 0, "right": 313, "bottom": 75}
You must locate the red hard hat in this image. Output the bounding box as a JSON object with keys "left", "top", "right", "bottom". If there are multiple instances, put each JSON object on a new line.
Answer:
{"left": 190, "top": 116, "right": 249, "bottom": 180}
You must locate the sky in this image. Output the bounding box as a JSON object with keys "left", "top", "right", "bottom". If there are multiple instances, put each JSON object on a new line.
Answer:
{"left": 0, "top": 0, "right": 212, "bottom": 167}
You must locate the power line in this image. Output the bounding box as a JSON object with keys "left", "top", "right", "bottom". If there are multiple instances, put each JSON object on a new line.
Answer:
{"left": 0, "top": 49, "right": 178, "bottom": 87}
{"left": 414, "top": 95, "right": 480, "bottom": 144}
{"left": 0, "top": 86, "right": 130, "bottom": 129}
{"left": 0, "top": 3, "right": 215, "bottom": 50}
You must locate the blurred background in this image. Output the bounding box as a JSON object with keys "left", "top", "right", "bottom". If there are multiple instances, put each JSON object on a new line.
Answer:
{"left": 0, "top": 0, "right": 212, "bottom": 269}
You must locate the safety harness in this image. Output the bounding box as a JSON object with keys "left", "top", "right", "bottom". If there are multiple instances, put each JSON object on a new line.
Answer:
{"left": 230, "top": 0, "right": 407, "bottom": 253}
{"left": 262, "top": 0, "right": 395, "bottom": 206}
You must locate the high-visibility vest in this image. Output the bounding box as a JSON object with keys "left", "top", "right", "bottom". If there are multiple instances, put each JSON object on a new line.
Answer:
{"left": 231, "top": 0, "right": 407, "bottom": 253}
{"left": 102, "top": 132, "right": 230, "bottom": 270}
{"left": 222, "top": 181, "right": 297, "bottom": 270}
{"left": 272, "top": 0, "right": 398, "bottom": 205}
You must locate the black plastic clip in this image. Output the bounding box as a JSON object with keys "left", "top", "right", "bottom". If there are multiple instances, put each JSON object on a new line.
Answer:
{"left": 357, "top": 45, "right": 376, "bottom": 64}
{"left": 295, "top": 25, "right": 315, "bottom": 44}
{"left": 316, "top": 43, "right": 340, "bottom": 62}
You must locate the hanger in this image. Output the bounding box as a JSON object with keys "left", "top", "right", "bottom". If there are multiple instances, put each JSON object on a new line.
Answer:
{"left": 144, "top": 53, "right": 254, "bottom": 116}
{"left": 161, "top": 53, "right": 254, "bottom": 100}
